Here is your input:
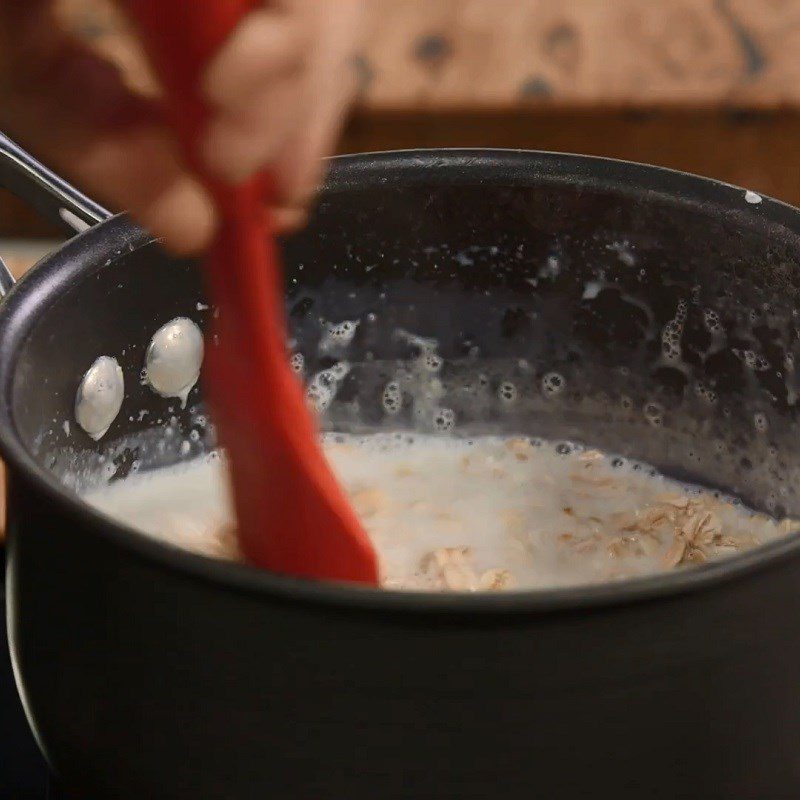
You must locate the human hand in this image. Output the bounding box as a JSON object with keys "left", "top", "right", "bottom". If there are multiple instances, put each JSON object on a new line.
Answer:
{"left": 0, "top": 0, "right": 365, "bottom": 254}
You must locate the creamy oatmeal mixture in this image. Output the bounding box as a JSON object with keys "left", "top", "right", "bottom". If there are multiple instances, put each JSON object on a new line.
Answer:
{"left": 84, "top": 433, "right": 798, "bottom": 591}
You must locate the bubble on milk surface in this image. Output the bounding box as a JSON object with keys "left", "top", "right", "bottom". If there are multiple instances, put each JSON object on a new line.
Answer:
{"left": 306, "top": 362, "right": 350, "bottom": 413}
{"left": 433, "top": 407, "right": 455, "bottom": 432}
{"left": 542, "top": 372, "right": 565, "bottom": 396}
{"left": 644, "top": 402, "right": 664, "bottom": 427}
{"left": 318, "top": 319, "right": 359, "bottom": 355}
{"left": 733, "top": 349, "right": 770, "bottom": 372}
{"left": 497, "top": 381, "right": 517, "bottom": 404}
{"left": 703, "top": 308, "right": 722, "bottom": 333}
{"left": 382, "top": 381, "right": 402, "bottom": 415}
{"left": 422, "top": 352, "right": 443, "bottom": 372}
{"left": 694, "top": 382, "right": 718, "bottom": 405}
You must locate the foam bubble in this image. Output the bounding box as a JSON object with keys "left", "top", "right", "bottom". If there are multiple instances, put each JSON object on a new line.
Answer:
{"left": 306, "top": 362, "right": 350, "bottom": 413}
{"left": 497, "top": 381, "right": 518, "bottom": 403}
{"left": 318, "top": 319, "right": 359, "bottom": 355}
{"left": 643, "top": 401, "right": 664, "bottom": 427}
{"left": 661, "top": 302, "right": 687, "bottom": 362}
{"left": 433, "top": 407, "right": 456, "bottom": 432}
{"left": 703, "top": 309, "right": 722, "bottom": 333}
{"left": 542, "top": 372, "right": 565, "bottom": 396}
{"left": 421, "top": 352, "right": 443, "bottom": 373}
{"left": 694, "top": 381, "right": 718, "bottom": 405}
{"left": 382, "top": 381, "right": 402, "bottom": 415}
{"left": 734, "top": 349, "right": 770, "bottom": 371}
{"left": 330, "top": 362, "right": 350, "bottom": 381}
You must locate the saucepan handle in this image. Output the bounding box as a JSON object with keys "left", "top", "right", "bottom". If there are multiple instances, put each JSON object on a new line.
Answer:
{"left": 0, "top": 132, "right": 111, "bottom": 295}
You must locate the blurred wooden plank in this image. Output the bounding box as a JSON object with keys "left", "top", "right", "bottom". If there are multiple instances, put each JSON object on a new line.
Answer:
{"left": 356, "top": 0, "right": 800, "bottom": 109}
{"left": 0, "top": 240, "right": 60, "bottom": 278}
{"left": 56, "top": 0, "right": 800, "bottom": 110}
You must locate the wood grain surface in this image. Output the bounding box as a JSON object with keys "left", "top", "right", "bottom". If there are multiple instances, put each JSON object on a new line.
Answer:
{"left": 53, "top": 0, "right": 800, "bottom": 109}
{"left": 355, "top": 0, "right": 800, "bottom": 109}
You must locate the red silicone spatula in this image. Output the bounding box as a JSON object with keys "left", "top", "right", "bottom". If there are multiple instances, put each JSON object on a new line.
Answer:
{"left": 123, "top": 0, "right": 378, "bottom": 584}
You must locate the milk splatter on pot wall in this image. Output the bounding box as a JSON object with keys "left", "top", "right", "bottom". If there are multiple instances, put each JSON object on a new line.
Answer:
{"left": 74, "top": 356, "right": 124, "bottom": 441}
{"left": 144, "top": 317, "right": 203, "bottom": 407}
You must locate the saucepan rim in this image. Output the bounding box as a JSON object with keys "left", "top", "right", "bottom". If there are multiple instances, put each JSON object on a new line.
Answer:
{"left": 2, "top": 147, "right": 800, "bottom": 616}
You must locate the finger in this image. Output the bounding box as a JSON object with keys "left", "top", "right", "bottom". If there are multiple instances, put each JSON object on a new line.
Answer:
{"left": 200, "top": 5, "right": 308, "bottom": 183}
{"left": 271, "top": 205, "right": 306, "bottom": 235}
{"left": 271, "top": 0, "right": 363, "bottom": 209}
{"left": 0, "top": 4, "right": 217, "bottom": 254}
{"left": 67, "top": 128, "right": 217, "bottom": 255}
{"left": 9, "top": 111, "right": 217, "bottom": 256}
{"left": 202, "top": 8, "right": 306, "bottom": 110}
{"left": 201, "top": 71, "right": 304, "bottom": 182}
{"left": 272, "top": 64, "right": 355, "bottom": 211}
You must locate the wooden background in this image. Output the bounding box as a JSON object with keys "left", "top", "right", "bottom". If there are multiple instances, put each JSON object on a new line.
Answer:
{"left": 3, "top": 0, "right": 800, "bottom": 236}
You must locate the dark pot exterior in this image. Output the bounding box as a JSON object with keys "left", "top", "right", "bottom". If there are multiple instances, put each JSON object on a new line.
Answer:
{"left": 9, "top": 467, "right": 800, "bottom": 799}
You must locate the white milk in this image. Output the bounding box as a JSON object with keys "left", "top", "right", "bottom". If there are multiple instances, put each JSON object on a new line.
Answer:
{"left": 84, "top": 434, "right": 797, "bottom": 591}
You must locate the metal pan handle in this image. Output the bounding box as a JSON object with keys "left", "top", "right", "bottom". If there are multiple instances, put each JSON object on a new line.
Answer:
{"left": 0, "top": 132, "right": 111, "bottom": 295}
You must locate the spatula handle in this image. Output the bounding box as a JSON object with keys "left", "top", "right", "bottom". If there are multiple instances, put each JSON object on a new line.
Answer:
{"left": 122, "top": 0, "right": 380, "bottom": 584}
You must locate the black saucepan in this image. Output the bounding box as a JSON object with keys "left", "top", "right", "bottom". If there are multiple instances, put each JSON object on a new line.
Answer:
{"left": 3, "top": 135, "right": 800, "bottom": 799}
